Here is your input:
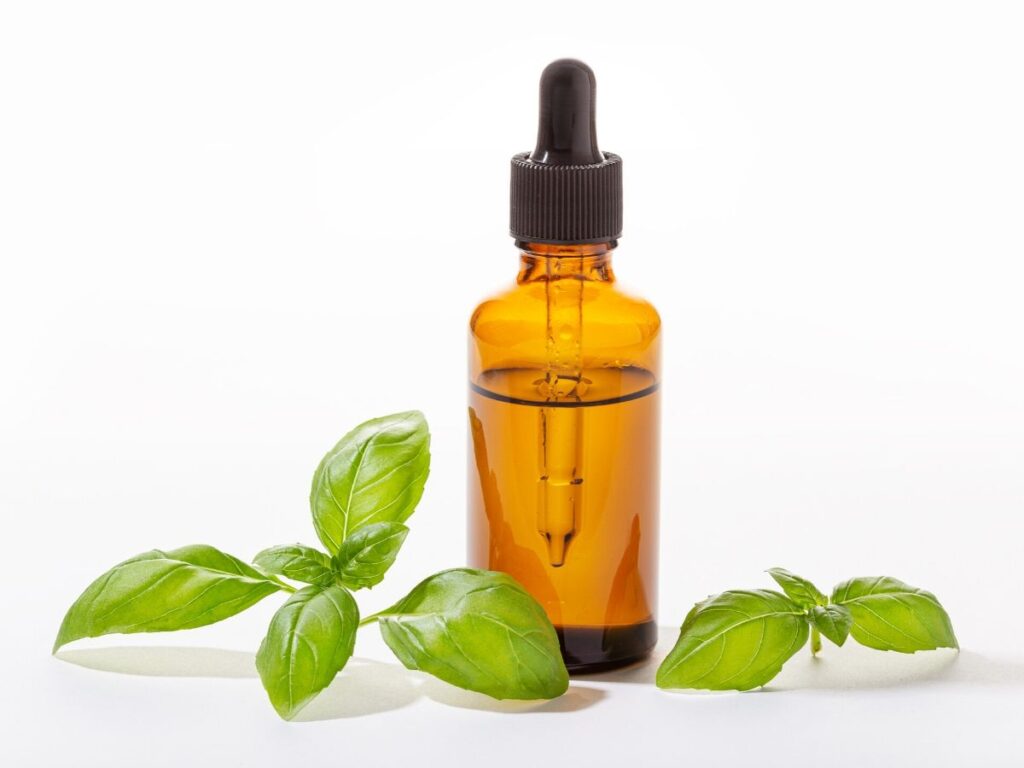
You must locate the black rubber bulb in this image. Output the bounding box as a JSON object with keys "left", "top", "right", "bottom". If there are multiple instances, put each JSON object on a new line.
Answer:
{"left": 529, "top": 59, "right": 604, "bottom": 166}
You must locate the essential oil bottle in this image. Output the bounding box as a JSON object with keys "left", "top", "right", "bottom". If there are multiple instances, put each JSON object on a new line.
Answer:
{"left": 468, "top": 59, "right": 661, "bottom": 673}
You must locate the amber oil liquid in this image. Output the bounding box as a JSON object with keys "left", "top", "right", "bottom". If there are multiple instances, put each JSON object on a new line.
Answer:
{"left": 468, "top": 243, "right": 661, "bottom": 673}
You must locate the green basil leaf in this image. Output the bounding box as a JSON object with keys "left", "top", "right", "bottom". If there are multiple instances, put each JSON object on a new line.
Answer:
{"left": 310, "top": 411, "right": 430, "bottom": 554}
{"left": 656, "top": 590, "right": 809, "bottom": 690}
{"left": 375, "top": 568, "right": 568, "bottom": 700}
{"left": 767, "top": 567, "right": 826, "bottom": 609}
{"left": 831, "top": 576, "right": 958, "bottom": 652}
{"left": 255, "top": 584, "right": 358, "bottom": 720}
{"left": 253, "top": 544, "right": 335, "bottom": 587}
{"left": 810, "top": 604, "right": 853, "bottom": 647}
{"left": 54, "top": 545, "right": 285, "bottom": 652}
{"left": 333, "top": 522, "right": 408, "bottom": 590}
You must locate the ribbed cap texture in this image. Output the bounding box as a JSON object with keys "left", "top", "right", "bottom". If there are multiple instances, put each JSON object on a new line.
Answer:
{"left": 510, "top": 151, "right": 622, "bottom": 243}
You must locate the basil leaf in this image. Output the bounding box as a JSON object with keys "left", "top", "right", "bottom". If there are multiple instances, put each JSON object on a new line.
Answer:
{"left": 254, "top": 544, "right": 335, "bottom": 587}
{"left": 256, "top": 584, "right": 358, "bottom": 720}
{"left": 375, "top": 568, "right": 568, "bottom": 700}
{"left": 657, "top": 590, "right": 809, "bottom": 690}
{"left": 333, "top": 522, "right": 409, "bottom": 590}
{"left": 831, "top": 576, "right": 958, "bottom": 652}
{"left": 767, "top": 567, "right": 826, "bottom": 609}
{"left": 310, "top": 411, "right": 430, "bottom": 554}
{"left": 54, "top": 545, "right": 285, "bottom": 652}
{"left": 810, "top": 604, "right": 853, "bottom": 647}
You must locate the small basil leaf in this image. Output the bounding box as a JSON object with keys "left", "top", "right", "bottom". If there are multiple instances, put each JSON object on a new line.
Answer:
{"left": 832, "top": 576, "right": 958, "bottom": 652}
{"left": 310, "top": 411, "right": 430, "bottom": 554}
{"left": 254, "top": 544, "right": 335, "bottom": 587}
{"left": 255, "top": 584, "right": 358, "bottom": 720}
{"left": 333, "top": 522, "right": 408, "bottom": 590}
{"left": 54, "top": 545, "right": 285, "bottom": 652}
{"left": 376, "top": 568, "right": 568, "bottom": 700}
{"left": 767, "top": 567, "right": 827, "bottom": 609}
{"left": 810, "top": 604, "right": 853, "bottom": 647}
{"left": 656, "top": 590, "right": 808, "bottom": 691}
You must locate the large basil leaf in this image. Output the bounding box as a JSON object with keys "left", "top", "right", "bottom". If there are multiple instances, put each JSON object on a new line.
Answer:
{"left": 255, "top": 584, "right": 358, "bottom": 720}
{"left": 253, "top": 544, "right": 335, "bottom": 587}
{"left": 657, "top": 590, "right": 809, "bottom": 690}
{"left": 767, "top": 567, "right": 826, "bottom": 609}
{"left": 810, "top": 604, "right": 853, "bottom": 647}
{"left": 310, "top": 411, "right": 430, "bottom": 554}
{"left": 333, "top": 522, "right": 408, "bottom": 590}
{"left": 831, "top": 576, "right": 958, "bottom": 652}
{"left": 54, "top": 545, "right": 285, "bottom": 652}
{"left": 375, "top": 568, "right": 568, "bottom": 700}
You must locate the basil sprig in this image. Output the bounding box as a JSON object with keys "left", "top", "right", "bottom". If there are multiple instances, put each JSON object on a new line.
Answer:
{"left": 657, "top": 568, "right": 957, "bottom": 692}
{"left": 54, "top": 411, "right": 568, "bottom": 719}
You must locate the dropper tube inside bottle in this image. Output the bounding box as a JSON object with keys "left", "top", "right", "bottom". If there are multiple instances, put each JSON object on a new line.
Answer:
{"left": 525, "top": 60, "right": 606, "bottom": 567}
{"left": 536, "top": 251, "right": 585, "bottom": 566}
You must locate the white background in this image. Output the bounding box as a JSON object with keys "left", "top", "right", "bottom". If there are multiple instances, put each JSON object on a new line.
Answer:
{"left": 2, "top": 1, "right": 1023, "bottom": 766}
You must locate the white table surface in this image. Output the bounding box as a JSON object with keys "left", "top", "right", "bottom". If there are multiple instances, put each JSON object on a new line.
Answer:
{"left": 9, "top": 614, "right": 1023, "bottom": 767}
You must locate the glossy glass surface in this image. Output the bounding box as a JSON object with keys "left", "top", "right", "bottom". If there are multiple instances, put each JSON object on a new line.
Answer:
{"left": 468, "top": 242, "right": 661, "bottom": 672}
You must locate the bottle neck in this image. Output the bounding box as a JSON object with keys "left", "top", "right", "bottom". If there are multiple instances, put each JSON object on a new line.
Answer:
{"left": 516, "top": 240, "right": 617, "bottom": 284}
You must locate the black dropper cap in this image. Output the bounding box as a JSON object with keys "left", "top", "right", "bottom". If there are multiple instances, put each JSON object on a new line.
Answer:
{"left": 510, "top": 59, "right": 623, "bottom": 244}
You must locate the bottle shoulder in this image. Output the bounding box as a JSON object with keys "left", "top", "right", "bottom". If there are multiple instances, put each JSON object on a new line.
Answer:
{"left": 469, "top": 277, "right": 661, "bottom": 383}
{"left": 469, "top": 280, "right": 661, "bottom": 339}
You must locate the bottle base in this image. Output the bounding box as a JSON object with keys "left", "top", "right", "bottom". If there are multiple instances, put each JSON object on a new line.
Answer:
{"left": 556, "top": 619, "right": 658, "bottom": 675}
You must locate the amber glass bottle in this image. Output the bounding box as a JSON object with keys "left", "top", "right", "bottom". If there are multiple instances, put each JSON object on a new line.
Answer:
{"left": 468, "top": 60, "right": 661, "bottom": 673}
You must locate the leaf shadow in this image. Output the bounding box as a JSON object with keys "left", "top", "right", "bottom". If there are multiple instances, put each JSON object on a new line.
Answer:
{"left": 770, "top": 647, "right": 1024, "bottom": 692}
{"left": 294, "top": 658, "right": 421, "bottom": 720}
{"left": 767, "top": 644, "right": 961, "bottom": 691}
{"left": 55, "top": 647, "right": 603, "bottom": 720}
{"left": 418, "top": 675, "right": 605, "bottom": 713}
{"left": 935, "top": 650, "right": 1024, "bottom": 687}
{"left": 56, "top": 646, "right": 258, "bottom": 678}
